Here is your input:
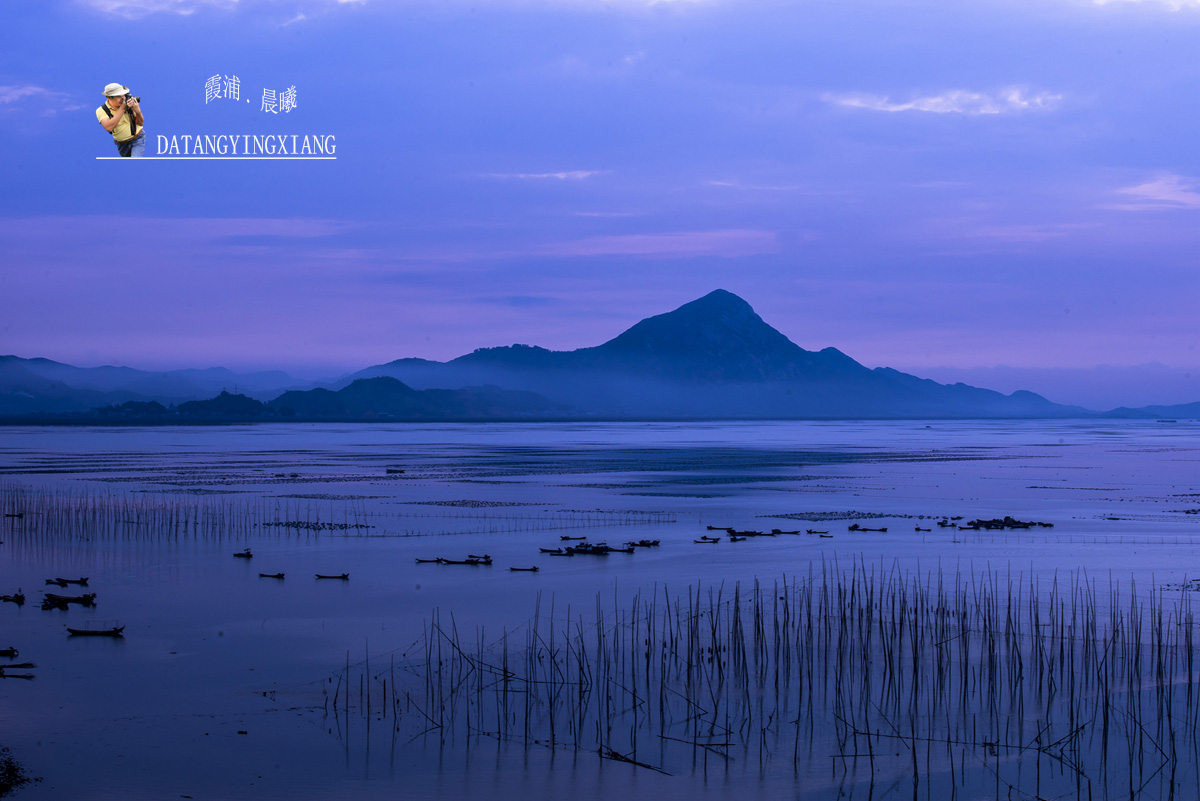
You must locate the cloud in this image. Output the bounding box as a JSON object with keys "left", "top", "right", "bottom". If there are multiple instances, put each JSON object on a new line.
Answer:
{"left": 1112, "top": 174, "right": 1200, "bottom": 211}
{"left": 824, "top": 87, "right": 1063, "bottom": 115}
{"left": 705, "top": 179, "right": 798, "bottom": 192}
{"left": 537, "top": 229, "right": 778, "bottom": 258}
{"left": 1090, "top": 0, "right": 1200, "bottom": 8}
{"left": 0, "top": 85, "right": 84, "bottom": 115}
{"left": 482, "top": 170, "right": 604, "bottom": 180}
{"left": 79, "top": 0, "right": 236, "bottom": 16}
{"left": 80, "top": 0, "right": 704, "bottom": 15}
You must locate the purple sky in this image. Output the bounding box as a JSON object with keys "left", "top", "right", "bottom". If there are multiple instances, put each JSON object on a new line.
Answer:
{"left": 3, "top": 0, "right": 1199, "bottom": 394}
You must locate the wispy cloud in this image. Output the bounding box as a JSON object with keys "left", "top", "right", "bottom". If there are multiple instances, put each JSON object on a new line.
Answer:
{"left": 482, "top": 170, "right": 604, "bottom": 181}
{"left": 1112, "top": 174, "right": 1200, "bottom": 211}
{"left": 79, "top": 0, "right": 236, "bottom": 16}
{"left": 82, "top": 0, "right": 703, "bottom": 15}
{"left": 0, "top": 85, "right": 83, "bottom": 115}
{"left": 537, "top": 229, "right": 777, "bottom": 258}
{"left": 1090, "top": 0, "right": 1200, "bottom": 9}
{"left": 705, "top": 179, "right": 798, "bottom": 192}
{"left": 824, "top": 87, "right": 1063, "bottom": 115}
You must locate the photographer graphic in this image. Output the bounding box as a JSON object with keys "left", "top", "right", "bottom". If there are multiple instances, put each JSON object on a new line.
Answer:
{"left": 96, "top": 82, "right": 145, "bottom": 157}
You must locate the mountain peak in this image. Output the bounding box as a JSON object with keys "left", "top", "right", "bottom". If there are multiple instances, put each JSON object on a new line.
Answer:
{"left": 586, "top": 289, "right": 830, "bottom": 381}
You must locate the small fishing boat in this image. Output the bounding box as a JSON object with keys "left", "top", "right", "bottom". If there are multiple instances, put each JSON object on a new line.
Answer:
{"left": 0, "top": 592, "right": 24, "bottom": 606}
{"left": 729, "top": 535, "right": 747, "bottom": 542}
{"left": 538, "top": 547, "right": 564, "bottom": 554}
{"left": 67, "top": 625, "right": 124, "bottom": 638}
{"left": 315, "top": 573, "right": 349, "bottom": 580}
{"left": 625, "top": 539, "right": 660, "bottom": 548}
{"left": 258, "top": 572, "right": 285, "bottom": 579}
{"left": 772, "top": 529, "right": 801, "bottom": 535}
{"left": 560, "top": 535, "right": 587, "bottom": 541}
{"left": 819, "top": 534, "right": 833, "bottom": 539}
{"left": 415, "top": 558, "right": 441, "bottom": 564}
{"left": 914, "top": 526, "right": 931, "bottom": 532}
{"left": 44, "top": 592, "right": 97, "bottom": 607}
{"left": 694, "top": 538, "right": 720, "bottom": 544}
{"left": 233, "top": 549, "right": 253, "bottom": 559}
{"left": 0, "top": 647, "right": 17, "bottom": 658}
{"left": 509, "top": 566, "right": 540, "bottom": 572}
{"left": 467, "top": 554, "right": 491, "bottom": 561}
{"left": 698, "top": 535, "right": 721, "bottom": 542}
{"left": 805, "top": 530, "right": 828, "bottom": 535}
{"left": 45, "top": 577, "right": 88, "bottom": 587}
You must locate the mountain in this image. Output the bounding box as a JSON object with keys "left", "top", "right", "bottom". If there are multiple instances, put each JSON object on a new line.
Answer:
{"left": 350, "top": 290, "right": 1086, "bottom": 419}
{"left": 0, "top": 355, "right": 311, "bottom": 413}
{"left": 268, "top": 377, "right": 564, "bottom": 420}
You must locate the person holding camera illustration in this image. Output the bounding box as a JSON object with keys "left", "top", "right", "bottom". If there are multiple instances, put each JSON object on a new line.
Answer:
{"left": 96, "top": 82, "right": 145, "bottom": 157}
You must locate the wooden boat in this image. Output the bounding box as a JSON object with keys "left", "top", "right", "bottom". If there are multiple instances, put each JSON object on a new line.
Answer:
{"left": 698, "top": 535, "right": 721, "bottom": 542}
{"left": 67, "top": 625, "right": 124, "bottom": 637}
{"left": 44, "top": 592, "right": 96, "bottom": 607}
{"left": 729, "top": 535, "right": 747, "bottom": 542}
{"left": 3, "top": 513, "right": 23, "bottom": 519}
{"left": 538, "top": 547, "right": 564, "bottom": 554}
{"left": 694, "top": 538, "right": 720, "bottom": 544}
{"left": 233, "top": 549, "right": 253, "bottom": 559}
{"left": 819, "top": 534, "right": 833, "bottom": 539}
{"left": 625, "top": 539, "right": 660, "bottom": 548}
{"left": 560, "top": 535, "right": 587, "bottom": 541}
{"left": 439, "top": 558, "right": 491, "bottom": 566}
{"left": 0, "top": 670, "right": 34, "bottom": 680}
{"left": 914, "top": 526, "right": 931, "bottom": 532}
{"left": 258, "top": 572, "right": 285, "bottom": 579}
{"left": 315, "top": 573, "right": 349, "bottom": 580}
{"left": 415, "top": 558, "right": 441, "bottom": 563}
{"left": 0, "top": 593, "right": 24, "bottom": 606}
{"left": 847, "top": 524, "right": 887, "bottom": 532}
{"left": 706, "top": 525, "right": 733, "bottom": 532}
{"left": 509, "top": 566, "right": 540, "bottom": 572}
{"left": 0, "top": 647, "right": 17, "bottom": 658}
{"left": 805, "top": 530, "right": 828, "bottom": 535}
{"left": 771, "top": 529, "right": 801, "bottom": 535}
{"left": 46, "top": 577, "right": 88, "bottom": 587}
{"left": 467, "top": 554, "right": 491, "bottom": 561}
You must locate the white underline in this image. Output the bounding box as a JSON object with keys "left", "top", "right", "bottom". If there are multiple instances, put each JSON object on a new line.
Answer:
{"left": 95, "top": 156, "right": 337, "bottom": 160}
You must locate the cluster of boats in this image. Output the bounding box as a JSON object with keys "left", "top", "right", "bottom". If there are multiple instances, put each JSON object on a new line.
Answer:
{"left": 0, "top": 576, "right": 126, "bottom": 640}
{"left": 540, "top": 539, "right": 660, "bottom": 556}
{"left": 415, "top": 554, "right": 494, "bottom": 566}
{"left": 697, "top": 526, "right": 833, "bottom": 542}
{"left": 955, "top": 516, "right": 1054, "bottom": 530}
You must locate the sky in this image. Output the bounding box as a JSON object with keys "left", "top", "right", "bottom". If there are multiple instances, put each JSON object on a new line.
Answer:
{"left": 3, "top": 0, "right": 1200, "bottom": 401}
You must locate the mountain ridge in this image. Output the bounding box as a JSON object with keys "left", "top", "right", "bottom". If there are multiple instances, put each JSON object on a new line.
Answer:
{"left": 4, "top": 290, "right": 1197, "bottom": 420}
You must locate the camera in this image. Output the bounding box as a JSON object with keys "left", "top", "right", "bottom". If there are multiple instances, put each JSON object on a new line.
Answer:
{"left": 124, "top": 94, "right": 141, "bottom": 103}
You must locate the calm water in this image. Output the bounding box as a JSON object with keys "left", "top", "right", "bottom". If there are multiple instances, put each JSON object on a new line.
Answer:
{"left": 1, "top": 420, "right": 1198, "bottom": 799}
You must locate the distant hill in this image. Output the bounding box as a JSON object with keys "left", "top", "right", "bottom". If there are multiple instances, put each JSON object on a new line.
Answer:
{"left": 350, "top": 290, "right": 1090, "bottom": 419}
{"left": 268, "top": 377, "right": 564, "bottom": 420}
{"left": 0, "top": 355, "right": 309, "bottom": 414}
{"left": 12, "top": 380, "right": 564, "bottom": 423}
